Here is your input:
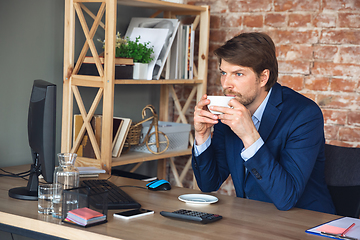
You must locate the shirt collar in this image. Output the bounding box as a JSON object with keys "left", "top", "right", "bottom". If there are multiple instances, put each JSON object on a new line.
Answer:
{"left": 252, "top": 87, "right": 272, "bottom": 124}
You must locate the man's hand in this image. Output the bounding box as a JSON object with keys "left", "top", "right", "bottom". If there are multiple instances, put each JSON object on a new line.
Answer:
{"left": 210, "top": 99, "right": 260, "bottom": 149}
{"left": 193, "top": 94, "right": 219, "bottom": 145}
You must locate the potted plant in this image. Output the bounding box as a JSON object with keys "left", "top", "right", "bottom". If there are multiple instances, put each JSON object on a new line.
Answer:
{"left": 99, "top": 32, "right": 155, "bottom": 79}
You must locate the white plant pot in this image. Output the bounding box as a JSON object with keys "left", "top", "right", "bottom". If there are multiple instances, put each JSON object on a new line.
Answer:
{"left": 133, "top": 63, "right": 148, "bottom": 79}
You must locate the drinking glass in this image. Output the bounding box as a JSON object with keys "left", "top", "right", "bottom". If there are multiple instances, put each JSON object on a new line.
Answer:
{"left": 38, "top": 184, "right": 55, "bottom": 214}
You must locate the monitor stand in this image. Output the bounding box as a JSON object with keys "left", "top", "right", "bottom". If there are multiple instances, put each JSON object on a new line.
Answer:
{"left": 8, "top": 164, "right": 39, "bottom": 201}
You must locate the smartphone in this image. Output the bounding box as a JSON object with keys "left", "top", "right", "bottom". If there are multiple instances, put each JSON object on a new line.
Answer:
{"left": 113, "top": 208, "right": 154, "bottom": 220}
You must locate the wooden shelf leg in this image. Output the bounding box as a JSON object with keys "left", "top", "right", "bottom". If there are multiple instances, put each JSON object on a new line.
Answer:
{"left": 157, "top": 159, "right": 167, "bottom": 180}
{"left": 61, "top": 0, "right": 75, "bottom": 153}
{"left": 169, "top": 157, "right": 183, "bottom": 187}
{"left": 100, "top": 0, "right": 117, "bottom": 173}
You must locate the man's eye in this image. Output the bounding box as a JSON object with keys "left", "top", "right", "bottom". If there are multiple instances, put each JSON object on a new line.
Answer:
{"left": 220, "top": 71, "right": 226, "bottom": 76}
{"left": 236, "top": 73, "right": 243, "bottom": 77}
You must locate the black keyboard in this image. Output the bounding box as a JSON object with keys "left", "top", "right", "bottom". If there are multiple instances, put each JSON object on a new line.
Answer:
{"left": 160, "top": 209, "right": 222, "bottom": 224}
{"left": 80, "top": 179, "right": 141, "bottom": 209}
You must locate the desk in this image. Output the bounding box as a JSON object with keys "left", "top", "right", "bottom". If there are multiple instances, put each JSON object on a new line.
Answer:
{"left": 0, "top": 165, "right": 339, "bottom": 240}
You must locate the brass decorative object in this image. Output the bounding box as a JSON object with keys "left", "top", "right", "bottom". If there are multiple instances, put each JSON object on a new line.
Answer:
{"left": 123, "top": 105, "right": 169, "bottom": 154}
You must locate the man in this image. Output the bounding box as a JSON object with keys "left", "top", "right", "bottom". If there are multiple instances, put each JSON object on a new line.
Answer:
{"left": 192, "top": 32, "right": 335, "bottom": 213}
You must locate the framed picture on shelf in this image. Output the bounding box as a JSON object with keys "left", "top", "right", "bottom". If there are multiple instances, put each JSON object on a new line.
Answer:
{"left": 125, "top": 17, "right": 180, "bottom": 80}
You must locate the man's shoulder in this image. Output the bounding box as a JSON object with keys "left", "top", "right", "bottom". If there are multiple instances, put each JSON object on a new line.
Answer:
{"left": 270, "top": 83, "right": 322, "bottom": 118}
{"left": 276, "top": 83, "right": 319, "bottom": 108}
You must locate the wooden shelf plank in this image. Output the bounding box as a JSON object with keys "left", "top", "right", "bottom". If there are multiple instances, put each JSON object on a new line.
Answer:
{"left": 111, "top": 148, "right": 192, "bottom": 166}
{"left": 74, "top": 0, "right": 206, "bottom": 12}
{"left": 115, "top": 0, "right": 206, "bottom": 12}
{"left": 114, "top": 79, "right": 204, "bottom": 84}
{"left": 75, "top": 148, "right": 192, "bottom": 168}
{"left": 72, "top": 75, "right": 103, "bottom": 87}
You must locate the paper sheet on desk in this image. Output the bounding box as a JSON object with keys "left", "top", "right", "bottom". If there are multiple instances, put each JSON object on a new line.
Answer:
{"left": 306, "top": 217, "right": 360, "bottom": 239}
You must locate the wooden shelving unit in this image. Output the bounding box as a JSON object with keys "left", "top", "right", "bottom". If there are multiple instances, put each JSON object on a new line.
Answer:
{"left": 61, "top": 0, "right": 209, "bottom": 185}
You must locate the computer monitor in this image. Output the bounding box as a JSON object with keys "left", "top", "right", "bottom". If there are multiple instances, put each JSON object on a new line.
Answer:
{"left": 8, "top": 80, "right": 56, "bottom": 200}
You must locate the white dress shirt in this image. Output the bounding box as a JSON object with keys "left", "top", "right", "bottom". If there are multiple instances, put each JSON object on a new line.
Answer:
{"left": 194, "top": 88, "right": 272, "bottom": 161}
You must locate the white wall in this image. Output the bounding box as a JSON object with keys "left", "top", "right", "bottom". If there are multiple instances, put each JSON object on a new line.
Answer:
{"left": 0, "top": 0, "right": 64, "bottom": 167}
{"left": 0, "top": 1, "right": 159, "bottom": 177}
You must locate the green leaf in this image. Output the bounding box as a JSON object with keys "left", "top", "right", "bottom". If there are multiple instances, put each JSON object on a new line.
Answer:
{"left": 99, "top": 34, "right": 154, "bottom": 63}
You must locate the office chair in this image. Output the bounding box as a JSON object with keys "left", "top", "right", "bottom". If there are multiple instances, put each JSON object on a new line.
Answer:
{"left": 324, "top": 144, "right": 360, "bottom": 218}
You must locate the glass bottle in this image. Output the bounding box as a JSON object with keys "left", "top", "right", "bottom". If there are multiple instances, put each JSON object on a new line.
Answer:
{"left": 52, "top": 153, "right": 79, "bottom": 218}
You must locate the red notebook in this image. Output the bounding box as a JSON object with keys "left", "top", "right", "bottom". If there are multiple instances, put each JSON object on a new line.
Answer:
{"left": 68, "top": 207, "right": 103, "bottom": 220}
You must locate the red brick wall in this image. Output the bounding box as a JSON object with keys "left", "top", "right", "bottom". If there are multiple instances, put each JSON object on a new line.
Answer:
{"left": 168, "top": 0, "right": 360, "bottom": 193}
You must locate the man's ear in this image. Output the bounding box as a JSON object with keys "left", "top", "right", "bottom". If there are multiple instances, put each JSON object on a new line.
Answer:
{"left": 260, "top": 69, "right": 270, "bottom": 87}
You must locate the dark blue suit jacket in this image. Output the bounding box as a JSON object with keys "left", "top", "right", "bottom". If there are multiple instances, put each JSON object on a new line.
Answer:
{"left": 192, "top": 83, "right": 335, "bottom": 213}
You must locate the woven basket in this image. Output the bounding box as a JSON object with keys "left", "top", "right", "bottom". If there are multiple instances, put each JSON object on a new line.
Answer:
{"left": 126, "top": 123, "right": 142, "bottom": 145}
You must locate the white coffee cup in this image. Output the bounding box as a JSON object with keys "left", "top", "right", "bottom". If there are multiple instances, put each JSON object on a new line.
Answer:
{"left": 207, "top": 96, "right": 234, "bottom": 114}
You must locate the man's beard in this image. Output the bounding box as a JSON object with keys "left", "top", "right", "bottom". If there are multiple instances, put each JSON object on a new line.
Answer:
{"left": 222, "top": 89, "right": 256, "bottom": 107}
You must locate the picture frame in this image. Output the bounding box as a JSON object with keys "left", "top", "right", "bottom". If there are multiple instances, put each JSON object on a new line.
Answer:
{"left": 125, "top": 17, "right": 180, "bottom": 80}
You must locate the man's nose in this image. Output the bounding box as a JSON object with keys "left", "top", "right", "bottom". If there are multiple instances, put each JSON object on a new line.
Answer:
{"left": 221, "top": 74, "right": 233, "bottom": 88}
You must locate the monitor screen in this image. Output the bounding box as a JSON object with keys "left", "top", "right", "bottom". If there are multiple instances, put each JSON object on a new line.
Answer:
{"left": 8, "top": 80, "right": 56, "bottom": 201}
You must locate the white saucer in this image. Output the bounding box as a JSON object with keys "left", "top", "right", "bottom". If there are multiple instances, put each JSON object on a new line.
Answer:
{"left": 178, "top": 194, "right": 218, "bottom": 204}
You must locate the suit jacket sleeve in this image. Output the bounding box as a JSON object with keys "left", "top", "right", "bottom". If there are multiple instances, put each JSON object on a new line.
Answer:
{"left": 192, "top": 122, "right": 232, "bottom": 192}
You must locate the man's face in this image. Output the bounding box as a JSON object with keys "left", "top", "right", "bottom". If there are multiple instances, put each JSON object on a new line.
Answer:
{"left": 220, "top": 59, "right": 267, "bottom": 112}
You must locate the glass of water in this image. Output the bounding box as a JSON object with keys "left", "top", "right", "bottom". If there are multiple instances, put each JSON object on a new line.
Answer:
{"left": 38, "top": 184, "right": 55, "bottom": 214}
{"left": 51, "top": 184, "right": 62, "bottom": 218}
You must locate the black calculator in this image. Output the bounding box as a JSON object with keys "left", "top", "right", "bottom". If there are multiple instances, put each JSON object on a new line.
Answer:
{"left": 160, "top": 209, "right": 222, "bottom": 224}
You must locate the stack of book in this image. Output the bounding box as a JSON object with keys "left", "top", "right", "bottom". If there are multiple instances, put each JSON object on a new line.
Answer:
{"left": 170, "top": 21, "right": 194, "bottom": 80}
{"left": 65, "top": 207, "right": 106, "bottom": 227}
{"left": 73, "top": 114, "right": 132, "bottom": 158}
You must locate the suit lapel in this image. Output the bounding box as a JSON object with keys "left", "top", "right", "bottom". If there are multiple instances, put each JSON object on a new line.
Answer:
{"left": 258, "top": 83, "right": 282, "bottom": 142}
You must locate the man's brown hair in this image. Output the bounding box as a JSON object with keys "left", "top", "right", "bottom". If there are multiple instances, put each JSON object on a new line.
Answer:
{"left": 214, "top": 32, "right": 278, "bottom": 91}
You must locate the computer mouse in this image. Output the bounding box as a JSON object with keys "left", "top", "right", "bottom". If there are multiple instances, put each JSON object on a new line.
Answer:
{"left": 146, "top": 179, "right": 171, "bottom": 191}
